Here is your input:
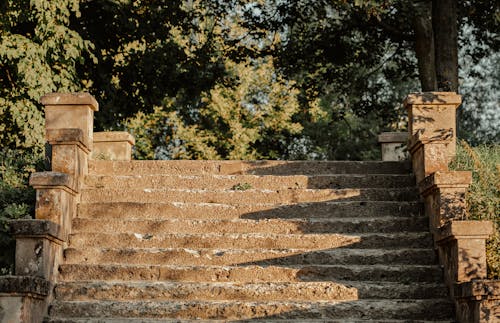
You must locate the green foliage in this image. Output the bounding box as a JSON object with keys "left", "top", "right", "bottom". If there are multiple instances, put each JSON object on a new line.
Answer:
{"left": 126, "top": 57, "right": 302, "bottom": 160}
{"left": 450, "top": 141, "right": 500, "bottom": 279}
{"left": 231, "top": 183, "right": 253, "bottom": 191}
{"left": 0, "top": 0, "right": 95, "bottom": 154}
{"left": 75, "top": 0, "right": 226, "bottom": 129}
{"left": 0, "top": 148, "right": 44, "bottom": 274}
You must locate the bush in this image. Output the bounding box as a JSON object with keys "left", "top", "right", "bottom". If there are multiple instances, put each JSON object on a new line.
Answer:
{"left": 0, "top": 148, "right": 44, "bottom": 274}
{"left": 449, "top": 141, "right": 500, "bottom": 279}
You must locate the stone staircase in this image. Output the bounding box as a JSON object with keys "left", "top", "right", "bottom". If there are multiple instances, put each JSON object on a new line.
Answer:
{"left": 45, "top": 159, "right": 454, "bottom": 322}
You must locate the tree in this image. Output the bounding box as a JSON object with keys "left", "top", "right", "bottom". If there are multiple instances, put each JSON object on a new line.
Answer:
{"left": 126, "top": 56, "right": 302, "bottom": 160}
{"left": 0, "top": 0, "right": 94, "bottom": 153}
{"left": 73, "top": 0, "right": 227, "bottom": 129}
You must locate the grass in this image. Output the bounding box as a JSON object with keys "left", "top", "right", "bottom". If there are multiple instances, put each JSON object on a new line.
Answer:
{"left": 449, "top": 141, "right": 500, "bottom": 279}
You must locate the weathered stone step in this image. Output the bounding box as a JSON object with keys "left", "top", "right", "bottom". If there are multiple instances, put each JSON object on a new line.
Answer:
{"left": 46, "top": 318, "right": 454, "bottom": 323}
{"left": 48, "top": 299, "right": 453, "bottom": 320}
{"left": 59, "top": 251, "right": 442, "bottom": 283}
{"left": 68, "top": 232, "right": 433, "bottom": 251}
{"left": 71, "top": 217, "right": 428, "bottom": 235}
{"left": 84, "top": 174, "right": 416, "bottom": 190}
{"left": 54, "top": 281, "right": 448, "bottom": 302}
{"left": 80, "top": 187, "right": 419, "bottom": 204}
{"left": 89, "top": 160, "right": 412, "bottom": 176}
{"left": 58, "top": 261, "right": 443, "bottom": 283}
{"left": 46, "top": 319, "right": 455, "bottom": 323}
{"left": 78, "top": 201, "right": 424, "bottom": 220}
{"left": 65, "top": 248, "right": 437, "bottom": 268}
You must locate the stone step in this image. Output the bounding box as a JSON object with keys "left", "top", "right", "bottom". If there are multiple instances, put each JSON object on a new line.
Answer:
{"left": 68, "top": 232, "right": 433, "bottom": 251}
{"left": 80, "top": 187, "right": 419, "bottom": 204}
{"left": 70, "top": 232, "right": 432, "bottom": 251}
{"left": 54, "top": 281, "right": 448, "bottom": 302}
{"left": 46, "top": 319, "right": 455, "bottom": 323}
{"left": 77, "top": 201, "right": 424, "bottom": 220}
{"left": 64, "top": 248, "right": 438, "bottom": 268}
{"left": 84, "top": 174, "right": 416, "bottom": 190}
{"left": 89, "top": 160, "right": 412, "bottom": 176}
{"left": 71, "top": 217, "right": 429, "bottom": 235}
{"left": 59, "top": 258, "right": 442, "bottom": 283}
{"left": 66, "top": 263, "right": 442, "bottom": 283}
{"left": 48, "top": 299, "right": 453, "bottom": 320}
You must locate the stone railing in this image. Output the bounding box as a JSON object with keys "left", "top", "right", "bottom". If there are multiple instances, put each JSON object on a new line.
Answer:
{"left": 405, "top": 92, "right": 499, "bottom": 323}
{"left": 0, "top": 93, "right": 134, "bottom": 322}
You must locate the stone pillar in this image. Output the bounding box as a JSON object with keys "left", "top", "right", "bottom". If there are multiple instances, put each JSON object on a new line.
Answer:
{"left": 419, "top": 171, "right": 471, "bottom": 232}
{"left": 92, "top": 131, "right": 135, "bottom": 161}
{"left": 405, "top": 92, "right": 461, "bottom": 183}
{"left": 10, "top": 220, "right": 63, "bottom": 280}
{"left": 378, "top": 132, "right": 408, "bottom": 161}
{"left": 29, "top": 172, "right": 77, "bottom": 238}
{"left": 455, "top": 280, "right": 500, "bottom": 323}
{"left": 435, "top": 221, "right": 493, "bottom": 291}
{"left": 0, "top": 220, "right": 63, "bottom": 323}
{"left": 41, "top": 92, "right": 98, "bottom": 181}
{"left": 0, "top": 276, "right": 50, "bottom": 323}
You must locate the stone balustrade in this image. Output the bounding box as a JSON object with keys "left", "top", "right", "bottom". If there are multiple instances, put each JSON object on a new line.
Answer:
{"left": 405, "top": 92, "right": 497, "bottom": 322}
{"left": 0, "top": 93, "right": 135, "bottom": 322}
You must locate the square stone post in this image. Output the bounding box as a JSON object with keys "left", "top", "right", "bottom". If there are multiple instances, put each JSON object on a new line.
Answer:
{"left": 29, "top": 172, "right": 77, "bottom": 238}
{"left": 0, "top": 220, "right": 63, "bottom": 323}
{"left": 0, "top": 276, "right": 50, "bottom": 323}
{"left": 455, "top": 280, "right": 500, "bottom": 323}
{"left": 419, "top": 171, "right": 472, "bottom": 233}
{"left": 378, "top": 132, "right": 409, "bottom": 161}
{"left": 92, "top": 131, "right": 135, "bottom": 161}
{"left": 10, "top": 220, "right": 63, "bottom": 280}
{"left": 405, "top": 92, "right": 461, "bottom": 183}
{"left": 435, "top": 221, "right": 493, "bottom": 293}
{"left": 41, "top": 92, "right": 99, "bottom": 182}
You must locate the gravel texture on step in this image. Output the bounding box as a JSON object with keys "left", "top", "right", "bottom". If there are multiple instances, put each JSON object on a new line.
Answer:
{"left": 46, "top": 319, "right": 455, "bottom": 323}
{"left": 71, "top": 217, "right": 429, "bottom": 235}
{"left": 44, "top": 318, "right": 456, "bottom": 323}
{"left": 84, "top": 174, "right": 416, "bottom": 190}
{"left": 48, "top": 299, "right": 453, "bottom": 320}
{"left": 59, "top": 262, "right": 443, "bottom": 283}
{"left": 77, "top": 201, "right": 424, "bottom": 220}
{"left": 89, "top": 160, "right": 413, "bottom": 176}
{"left": 59, "top": 247, "right": 439, "bottom": 280}
{"left": 54, "top": 281, "right": 448, "bottom": 301}
{"left": 68, "top": 232, "right": 433, "bottom": 250}
{"left": 80, "top": 187, "right": 420, "bottom": 204}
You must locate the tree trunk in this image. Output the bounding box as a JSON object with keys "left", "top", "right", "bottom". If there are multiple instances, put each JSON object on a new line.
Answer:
{"left": 413, "top": 0, "right": 437, "bottom": 91}
{"left": 432, "top": 0, "right": 459, "bottom": 92}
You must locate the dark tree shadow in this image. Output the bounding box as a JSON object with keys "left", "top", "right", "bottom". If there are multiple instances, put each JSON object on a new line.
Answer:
{"left": 201, "top": 161, "right": 453, "bottom": 321}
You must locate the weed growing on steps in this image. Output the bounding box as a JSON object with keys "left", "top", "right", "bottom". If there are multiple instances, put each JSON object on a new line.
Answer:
{"left": 231, "top": 183, "right": 253, "bottom": 191}
{"left": 450, "top": 141, "right": 500, "bottom": 279}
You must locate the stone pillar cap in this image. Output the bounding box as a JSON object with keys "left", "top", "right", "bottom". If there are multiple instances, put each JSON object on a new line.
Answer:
{"left": 419, "top": 171, "right": 472, "bottom": 195}
{"left": 404, "top": 92, "right": 462, "bottom": 106}
{"left": 29, "top": 171, "right": 77, "bottom": 193}
{"left": 41, "top": 92, "right": 99, "bottom": 111}
{"left": 378, "top": 132, "right": 408, "bottom": 143}
{"left": 94, "top": 131, "right": 135, "bottom": 145}
{"left": 436, "top": 220, "right": 493, "bottom": 242}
